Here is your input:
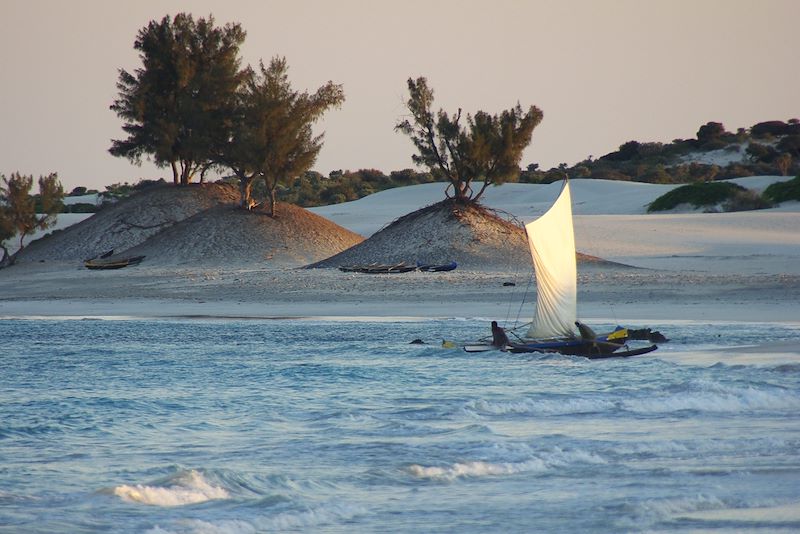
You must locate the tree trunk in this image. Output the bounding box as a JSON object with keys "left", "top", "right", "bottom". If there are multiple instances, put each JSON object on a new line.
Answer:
{"left": 171, "top": 161, "right": 179, "bottom": 185}
{"left": 452, "top": 180, "right": 472, "bottom": 204}
{"left": 472, "top": 180, "right": 491, "bottom": 203}
{"left": 239, "top": 176, "right": 254, "bottom": 209}
{"left": 269, "top": 188, "right": 277, "bottom": 217}
{"left": 180, "top": 161, "right": 190, "bottom": 185}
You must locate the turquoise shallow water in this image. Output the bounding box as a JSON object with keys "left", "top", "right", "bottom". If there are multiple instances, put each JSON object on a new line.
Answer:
{"left": 1, "top": 318, "right": 799, "bottom": 533}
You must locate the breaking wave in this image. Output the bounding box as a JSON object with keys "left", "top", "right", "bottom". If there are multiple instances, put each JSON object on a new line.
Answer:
{"left": 408, "top": 447, "right": 606, "bottom": 481}
{"left": 113, "top": 469, "right": 229, "bottom": 507}
{"left": 463, "top": 396, "right": 615, "bottom": 417}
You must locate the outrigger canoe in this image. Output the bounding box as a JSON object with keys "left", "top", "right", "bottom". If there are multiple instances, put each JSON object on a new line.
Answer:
{"left": 339, "top": 261, "right": 457, "bottom": 274}
{"left": 84, "top": 255, "right": 145, "bottom": 270}
{"left": 463, "top": 179, "right": 661, "bottom": 358}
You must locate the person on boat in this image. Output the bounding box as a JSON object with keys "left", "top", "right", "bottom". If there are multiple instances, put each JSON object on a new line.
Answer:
{"left": 491, "top": 321, "right": 510, "bottom": 349}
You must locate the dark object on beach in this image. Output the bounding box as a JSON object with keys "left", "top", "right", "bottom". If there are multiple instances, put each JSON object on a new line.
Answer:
{"left": 502, "top": 282, "right": 516, "bottom": 287}
{"left": 339, "top": 260, "right": 456, "bottom": 274}
{"left": 83, "top": 249, "right": 115, "bottom": 262}
{"left": 628, "top": 328, "right": 669, "bottom": 343}
{"left": 339, "top": 262, "right": 416, "bottom": 274}
{"left": 85, "top": 255, "right": 145, "bottom": 270}
{"left": 409, "top": 339, "right": 425, "bottom": 344}
{"left": 416, "top": 261, "right": 457, "bottom": 272}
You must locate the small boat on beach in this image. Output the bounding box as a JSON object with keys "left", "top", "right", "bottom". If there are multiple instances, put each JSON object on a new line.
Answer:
{"left": 339, "top": 261, "right": 457, "bottom": 274}
{"left": 339, "top": 262, "right": 416, "bottom": 274}
{"left": 84, "top": 255, "right": 145, "bottom": 270}
{"left": 416, "top": 261, "right": 457, "bottom": 272}
{"left": 465, "top": 179, "right": 658, "bottom": 358}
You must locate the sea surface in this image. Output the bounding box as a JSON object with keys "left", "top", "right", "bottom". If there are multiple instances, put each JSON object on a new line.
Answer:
{"left": 1, "top": 318, "right": 799, "bottom": 533}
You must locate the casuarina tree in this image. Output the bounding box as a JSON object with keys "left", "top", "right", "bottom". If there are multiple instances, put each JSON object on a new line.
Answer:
{"left": 395, "top": 77, "right": 543, "bottom": 204}
{"left": 110, "top": 13, "right": 246, "bottom": 185}
{"left": 220, "top": 57, "right": 344, "bottom": 214}
{"left": 0, "top": 172, "right": 64, "bottom": 265}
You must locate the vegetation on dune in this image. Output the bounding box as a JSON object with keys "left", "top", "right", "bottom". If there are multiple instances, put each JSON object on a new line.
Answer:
{"left": 109, "top": 13, "right": 344, "bottom": 216}
{"left": 763, "top": 176, "right": 800, "bottom": 203}
{"left": 0, "top": 172, "right": 64, "bottom": 264}
{"left": 522, "top": 119, "right": 800, "bottom": 186}
{"left": 220, "top": 57, "right": 344, "bottom": 214}
{"left": 721, "top": 189, "right": 774, "bottom": 212}
{"left": 395, "top": 77, "right": 542, "bottom": 204}
{"left": 273, "top": 168, "right": 437, "bottom": 207}
{"left": 110, "top": 14, "right": 246, "bottom": 186}
{"left": 646, "top": 181, "right": 771, "bottom": 213}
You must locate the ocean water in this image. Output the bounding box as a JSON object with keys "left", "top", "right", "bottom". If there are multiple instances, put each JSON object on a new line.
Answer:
{"left": 1, "top": 318, "right": 799, "bottom": 533}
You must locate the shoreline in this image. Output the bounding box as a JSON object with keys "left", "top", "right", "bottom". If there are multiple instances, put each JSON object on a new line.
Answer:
{"left": 2, "top": 302, "right": 797, "bottom": 324}
{"left": 1, "top": 263, "right": 798, "bottom": 325}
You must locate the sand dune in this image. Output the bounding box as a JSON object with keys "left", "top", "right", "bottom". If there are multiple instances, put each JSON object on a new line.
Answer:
{"left": 310, "top": 177, "right": 800, "bottom": 274}
{"left": 1, "top": 177, "right": 798, "bottom": 321}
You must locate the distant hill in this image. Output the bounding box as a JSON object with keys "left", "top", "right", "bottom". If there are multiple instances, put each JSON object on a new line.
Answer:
{"left": 521, "top": 119, "right": 800, "bottom": 185}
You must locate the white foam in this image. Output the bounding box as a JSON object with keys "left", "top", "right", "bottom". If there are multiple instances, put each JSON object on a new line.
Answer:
{"left": 408, "top": 460, "right": 543, "bottom": 480}
{"left": 408, "top": 447, "right": 605, "bottom": 480}
{"left": 464, "top": 397, "right": 615, "bottom": 417}
{"left": 114, "top": 470, "right": 229, "bottom": 507}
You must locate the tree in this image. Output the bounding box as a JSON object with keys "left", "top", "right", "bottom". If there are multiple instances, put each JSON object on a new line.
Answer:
{"left": 746, "top": 142, "right": 778, "bottom": 163}
{"left": 0, "top": 172, "right": 63, "bottom": 264}
{"left": 0, "top": 204, "right": 14, "bottom": 265}
{"left": 221, "top": 57, "right": 344, "bottom": 214}
{"left": 395, "top": 77, "right": 542, "bottom": 204}
{"left": 778, "top": 134, "right": 800, "bottom": 159}
{"left": 696, "top": 121, "right": 726, "bottom": 147}
{"left": 110, "top": 13, "right": 246, "bottom": 185}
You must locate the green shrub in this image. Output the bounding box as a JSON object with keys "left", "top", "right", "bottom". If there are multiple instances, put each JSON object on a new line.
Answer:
{"left": 722, "top": 190, "right": 773, "bottom": 212}
{"left": 647, "top": 182, "right": 746, "bottom": 212}
{"left": 588, "top": 169, "right": 632, "bottom": 181}
{"left": 763, "top": 176, "right": 800, "bottom": 203}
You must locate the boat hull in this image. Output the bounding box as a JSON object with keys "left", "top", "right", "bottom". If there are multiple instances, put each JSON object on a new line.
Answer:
{"left": 84, "top": 255, "right": 145, "bottom": 270}
{"left": 507, "top": 331, "right": 657, "bottom": 358}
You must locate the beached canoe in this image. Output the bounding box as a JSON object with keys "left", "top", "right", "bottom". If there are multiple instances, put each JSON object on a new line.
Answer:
{"left": 84, "top": 255, "right": 145, "bottom": 270}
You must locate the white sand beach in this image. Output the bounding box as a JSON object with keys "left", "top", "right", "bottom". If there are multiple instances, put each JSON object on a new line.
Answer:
{"left": 1, "top": 178, "right": 798, "bottom": 325}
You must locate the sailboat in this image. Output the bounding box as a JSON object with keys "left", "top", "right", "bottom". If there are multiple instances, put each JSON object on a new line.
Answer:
{"left": 465, "top": 179, "right": 658, "bottom": 358}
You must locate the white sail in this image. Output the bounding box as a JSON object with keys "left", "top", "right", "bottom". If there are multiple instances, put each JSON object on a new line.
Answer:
{"left": 525, "top": 180, "right": 577, "bottom": 339}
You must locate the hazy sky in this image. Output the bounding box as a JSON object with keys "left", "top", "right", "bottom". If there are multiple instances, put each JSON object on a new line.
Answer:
{"left": 1, "top": 0, "right": 798, "bottom": 191}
